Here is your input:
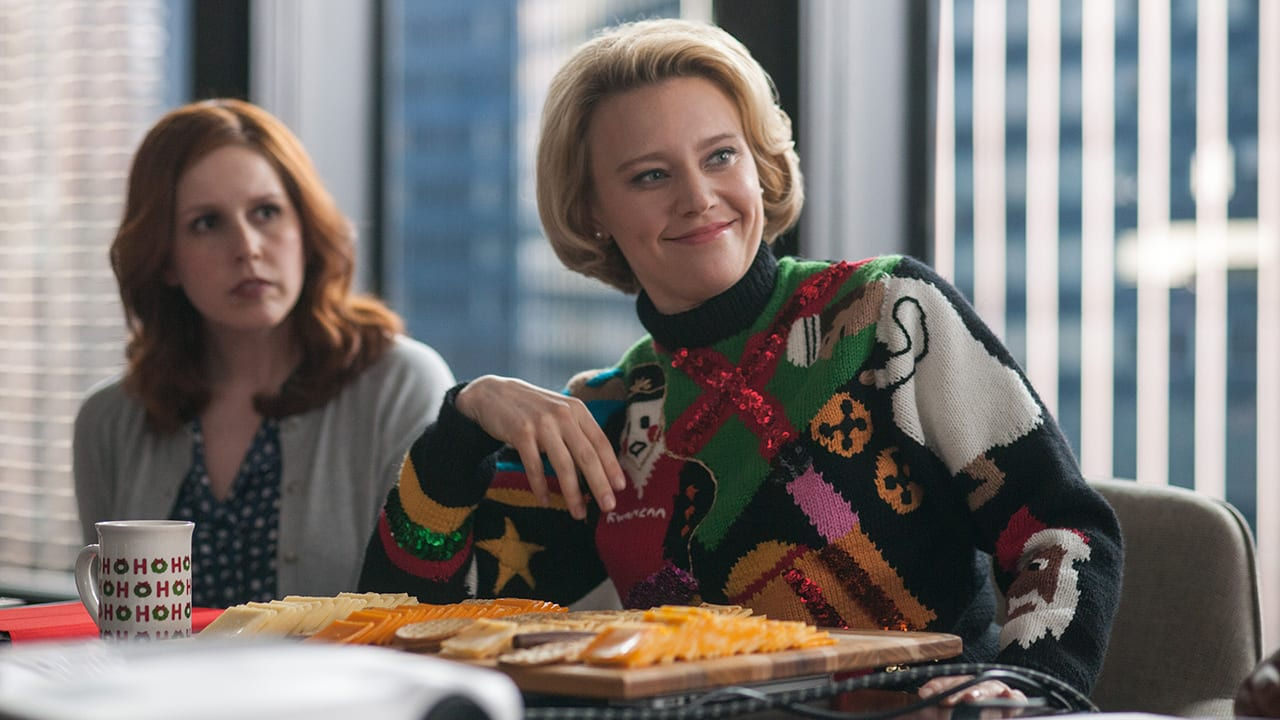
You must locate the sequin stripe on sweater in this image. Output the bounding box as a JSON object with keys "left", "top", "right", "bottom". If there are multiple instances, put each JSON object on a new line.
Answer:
{"left": 378, "top": 453, "right": 475, "bottom": 580}
{"left": 595, "top": 255, "right": 1120, "bottom": 695}
{"left": 661, "top": 261, "right": 858, "bottom": 461}
{"left": 594, "top": 259, "right": 914, "bottom": 609}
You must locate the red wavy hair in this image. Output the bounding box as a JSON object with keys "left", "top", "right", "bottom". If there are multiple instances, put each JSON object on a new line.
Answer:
{"left": 111, "top": 98, "right": 402, "bottom": 432}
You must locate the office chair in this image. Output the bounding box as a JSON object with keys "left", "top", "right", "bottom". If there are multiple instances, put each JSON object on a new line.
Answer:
{"left": 1089, "top": 477, "right": 1263, "bottom": 717}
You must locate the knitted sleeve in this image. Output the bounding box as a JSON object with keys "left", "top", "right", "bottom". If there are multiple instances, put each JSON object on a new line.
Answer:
{"left": 359, "top": 379, "right": 615, "bottom": 605}
{"left": 877, "top": 256, "right": 1123, "bottom": 695}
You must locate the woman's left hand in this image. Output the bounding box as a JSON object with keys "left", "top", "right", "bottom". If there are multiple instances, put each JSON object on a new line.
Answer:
{"left": 917, "top": 675, "right": 1027, "bottom": 706}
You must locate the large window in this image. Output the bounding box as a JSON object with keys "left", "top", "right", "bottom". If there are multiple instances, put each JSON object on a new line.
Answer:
{"left": 8, "top": 2, "right": 1275, "bottom": 647}
{"left": 0, "top": 0, "right": 184, "bottom": 598}
{"left": 932, "top": 0, "right": 1278, "bottom": 645}
{"left": 381, "top": 0, "right": 689, "bottom": 391}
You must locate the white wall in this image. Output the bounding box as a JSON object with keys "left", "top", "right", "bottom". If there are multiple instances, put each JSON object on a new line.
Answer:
{"left": 251, "top": 0, "right": 376, "bottom": 290}
{"left": 800, "top": 1, "right": 911, "bottom": 261}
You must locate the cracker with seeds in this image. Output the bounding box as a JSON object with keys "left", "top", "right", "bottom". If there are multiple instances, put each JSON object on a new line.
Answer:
{"left": 498, "top": 637, "right": 594, "bottom": 667}
{"left": 393, "top": 617, "right": 475, "bottom": 652}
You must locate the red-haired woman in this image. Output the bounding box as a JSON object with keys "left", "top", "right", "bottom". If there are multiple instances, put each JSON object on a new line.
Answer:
{"left": 74, "top": 99, "right": 453, "bottom": 608}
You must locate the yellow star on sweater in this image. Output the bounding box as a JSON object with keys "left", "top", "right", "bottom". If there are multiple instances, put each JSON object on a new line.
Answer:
{"left": 475, "top": 517, "right": 545, "bottom": 593}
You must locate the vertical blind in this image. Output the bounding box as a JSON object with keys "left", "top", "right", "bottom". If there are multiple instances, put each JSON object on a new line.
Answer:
{"left": 0, "top": 0, "right": 168, "bottom": 593}
{"left": 1258, "top": 0, "right": 1279, "bottom": 653}
{"left": 935, "top": 0, "right": 1279, "bottom": 647}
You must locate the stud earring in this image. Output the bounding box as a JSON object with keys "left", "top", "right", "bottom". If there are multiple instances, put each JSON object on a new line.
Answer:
{"left": 593, "top": 231, "right": 608, "bottom": 241}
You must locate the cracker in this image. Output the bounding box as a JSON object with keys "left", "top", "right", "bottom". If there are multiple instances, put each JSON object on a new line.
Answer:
{"left": 511, "top": 630, "right": 598, "bottom": 649}
{"left": 502, "top": 611, "right": 568, "bottom": 625}
{"left": 498, "top": 637, "right": 593, "bottom": 667}
{"left": 393, "top": 617, "right": 475, "bottom": 651}
{"left": 439, "top": 619, "right": 520, "bottom": 659}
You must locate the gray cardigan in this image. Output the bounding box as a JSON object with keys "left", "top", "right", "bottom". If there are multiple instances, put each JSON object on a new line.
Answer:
{"left": 73, "top": 335, "right": 454, "bottom": 598}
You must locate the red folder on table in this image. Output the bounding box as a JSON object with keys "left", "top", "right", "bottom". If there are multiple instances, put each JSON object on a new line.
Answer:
{"left": 0, "top": 601, "right": 222, "bottom": 642}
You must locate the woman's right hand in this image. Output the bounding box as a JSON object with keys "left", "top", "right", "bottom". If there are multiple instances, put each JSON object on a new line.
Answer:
{"left": 1237, "top": 650, "right": 1280, "bottom": 718}
{"left": 456, "top": 375, "right": 626, "bottom": 520}
{"left": 917, "top": 675, "right": 1026, "bottom": 708}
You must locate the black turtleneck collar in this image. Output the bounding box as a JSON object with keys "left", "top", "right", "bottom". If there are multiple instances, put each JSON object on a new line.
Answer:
{"left": 635, "top": 243, "right": 780, "bottom": 351}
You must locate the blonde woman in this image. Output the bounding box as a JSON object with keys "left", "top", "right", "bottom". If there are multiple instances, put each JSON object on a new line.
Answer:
{"left": 362, "top": 19, "right": 1121, "bottom": 703}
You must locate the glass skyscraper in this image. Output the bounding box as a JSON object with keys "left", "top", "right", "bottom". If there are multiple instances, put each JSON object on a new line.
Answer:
{"left": 384, "top": 0, "right": 678, "bottom": 390}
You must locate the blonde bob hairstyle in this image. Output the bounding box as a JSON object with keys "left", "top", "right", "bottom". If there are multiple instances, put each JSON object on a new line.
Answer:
{"left": 536, "top": 18, "right": 804, "bottom": 294}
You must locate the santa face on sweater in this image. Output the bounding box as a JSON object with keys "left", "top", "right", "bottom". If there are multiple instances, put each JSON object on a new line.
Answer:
{"left": 1001, "top": 528, "right": 1092, "bottom": 650}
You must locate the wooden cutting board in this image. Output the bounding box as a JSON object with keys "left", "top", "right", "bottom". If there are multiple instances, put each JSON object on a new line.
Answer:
{"left": 487, "top": 629, "right": 961, "bottom": 700}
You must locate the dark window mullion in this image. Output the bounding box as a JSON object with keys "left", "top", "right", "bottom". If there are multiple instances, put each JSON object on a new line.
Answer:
{"left": 713, "top": 0, "right": 801, "bottom": 257}
{"left": 192, "top": 0, "right": 250, "bottom": 100}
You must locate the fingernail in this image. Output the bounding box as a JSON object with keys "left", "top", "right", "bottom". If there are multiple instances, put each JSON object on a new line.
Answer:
{"left": 601, "top": 495, "right": 615, "bottom": 512}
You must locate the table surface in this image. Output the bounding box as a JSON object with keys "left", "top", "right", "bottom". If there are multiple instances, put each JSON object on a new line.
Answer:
{"left": 0, "top": 600, "right": 222, "bottom": 642}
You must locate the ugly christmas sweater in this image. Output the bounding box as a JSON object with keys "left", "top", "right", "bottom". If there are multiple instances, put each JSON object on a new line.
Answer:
{"left": 361, "top": 248, "right": 1122, "bottom": 695}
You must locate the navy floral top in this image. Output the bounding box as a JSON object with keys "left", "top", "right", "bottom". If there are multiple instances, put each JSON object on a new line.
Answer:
{"left": 170, "top": 417, "right": 282, "bottom": 608}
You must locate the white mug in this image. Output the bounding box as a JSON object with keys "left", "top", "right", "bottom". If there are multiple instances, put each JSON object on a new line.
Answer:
{"left": 74, "top": 520, "right": 195, "bottom": 640}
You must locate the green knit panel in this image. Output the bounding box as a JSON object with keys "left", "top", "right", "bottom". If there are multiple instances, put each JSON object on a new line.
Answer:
{"left": 618, "top": 334, "right": 660, "bottom": 368}
{"left": 612, "top": 255, "right": 903, "bottom": 550}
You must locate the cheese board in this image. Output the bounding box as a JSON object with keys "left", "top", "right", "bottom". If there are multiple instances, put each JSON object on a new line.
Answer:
{"left": 480, "top": 629, "right": 961, "bottom": 700}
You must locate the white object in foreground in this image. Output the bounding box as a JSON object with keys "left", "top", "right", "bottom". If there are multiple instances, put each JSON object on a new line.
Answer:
{"left": 0, "top": 638, "right": 522, "bottom": 720}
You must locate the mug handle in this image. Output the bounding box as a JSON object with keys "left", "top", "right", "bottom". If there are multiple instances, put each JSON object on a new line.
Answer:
{"left": 74, "top": 544, "right": 101, "bottom": 627}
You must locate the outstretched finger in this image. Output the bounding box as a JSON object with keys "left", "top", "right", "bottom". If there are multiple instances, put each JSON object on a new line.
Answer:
{"left": 564, "top": 424, "right": 617, "bottom": 513}
{"left": 513, "top": 441, "right": 551, "bottom": 508}
{"left": 578, "top": 412, "right": 626, "bottom": 492}
{"left": 935, "top": 679, "right": 1024, "bottom": 707}
{"left": 918, "top": 675, "right": 970, "bottom": 699}
{"left": 542, "top": 435, "right": 587, "bottom": 520}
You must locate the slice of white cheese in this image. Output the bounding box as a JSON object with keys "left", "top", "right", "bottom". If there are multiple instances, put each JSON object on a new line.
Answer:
{"left": 264, "top": 599, "right": 322, "bottom": 635}
{"left": 337, "top": 591, "right": 416, "bottom": 609}
{"left": 198, "top": 605, "right": 277, "bottom": 637}
{"left": 245, "top": 601, "right": 309, "bottom": 636}
{"left": 287, "top": 596, "right": 368, "bottom": 636}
